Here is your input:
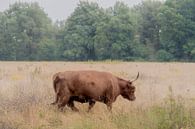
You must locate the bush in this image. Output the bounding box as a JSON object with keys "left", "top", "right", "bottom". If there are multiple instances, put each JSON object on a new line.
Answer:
{"left": 156, "top": 50, "right": 174, "bottom": 61}
{"left": 152, "top": 86, "right": 195, "bottom": 129}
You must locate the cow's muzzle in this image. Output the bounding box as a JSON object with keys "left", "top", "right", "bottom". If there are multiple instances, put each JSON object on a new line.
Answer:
{"left": 129, "top": 96, "right": 136, "bottom": 101}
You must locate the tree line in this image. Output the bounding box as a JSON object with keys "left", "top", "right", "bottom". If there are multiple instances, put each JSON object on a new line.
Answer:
{"left": 0, "top": 0, "right": 194, "bottom": 61}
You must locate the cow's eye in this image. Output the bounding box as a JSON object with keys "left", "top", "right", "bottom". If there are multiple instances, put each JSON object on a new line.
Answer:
{"left": 122, "top": 87, "right": 125, "bottom": 90}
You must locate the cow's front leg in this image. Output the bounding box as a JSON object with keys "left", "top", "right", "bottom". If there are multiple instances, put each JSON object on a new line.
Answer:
{"left": 103, "top": 94, "right": 113, "bottom": 111}
{"left": 67, "top": 100, "right": 79, "bottom": 112}
{"left": 106, "top": 101, "right": 112, "bottom": 111}
{"left": 88, "top": 100, "right": 96, "bottom": 112}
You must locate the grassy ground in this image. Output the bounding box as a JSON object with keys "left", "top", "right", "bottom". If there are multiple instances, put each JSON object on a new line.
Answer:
{"left": 0, "top": 61, "right": 195, "bottom": 129}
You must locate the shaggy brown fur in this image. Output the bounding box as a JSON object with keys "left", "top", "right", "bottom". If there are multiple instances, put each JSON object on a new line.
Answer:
{"left": 51, "top": 70, "right": 139, "bottom": 111}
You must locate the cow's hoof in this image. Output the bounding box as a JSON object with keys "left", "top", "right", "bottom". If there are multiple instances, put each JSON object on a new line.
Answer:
{"left": 73, "top": 109, "right": 79, "bottom": 112}
{"left": 72, "top": 107, "right": 79, "bottom": 112}
{"left": 50, "top": 102, "right": 57, "bottom": 105}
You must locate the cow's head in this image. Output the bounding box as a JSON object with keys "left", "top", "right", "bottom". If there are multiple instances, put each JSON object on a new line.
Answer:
{"left": 120, "top": 72, "right": 139, "bottom": 101}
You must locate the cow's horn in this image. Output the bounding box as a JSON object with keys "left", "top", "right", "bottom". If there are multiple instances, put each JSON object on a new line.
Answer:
{"left": 130, "top": 72, "right": 139, "bottom": 83}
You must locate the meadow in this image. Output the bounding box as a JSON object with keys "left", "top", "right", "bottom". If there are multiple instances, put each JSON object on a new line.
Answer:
{"left": 0, "top": 61, "right": 195, "bottom": 129}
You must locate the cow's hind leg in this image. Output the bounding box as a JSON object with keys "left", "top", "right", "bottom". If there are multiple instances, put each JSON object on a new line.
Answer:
{"left": 67, "top": 100, "right": 79, "bottom": 112}
{"left": 88, "top": 100, "right": 96, "bottom": 112}
{"left": 51, "top": 93, "right": 59, "bottom": 105}
{"left": 58, "top": 95, "right": 70, "bottom": 111}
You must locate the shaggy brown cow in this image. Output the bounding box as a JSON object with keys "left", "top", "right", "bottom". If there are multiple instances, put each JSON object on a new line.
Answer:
{"left": 51, "top": 70, "right": 139, "bottom": 111}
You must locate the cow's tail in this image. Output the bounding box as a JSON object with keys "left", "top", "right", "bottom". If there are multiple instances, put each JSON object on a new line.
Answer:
{"left": 51, "top": 73, "right": 61, "bottom": 105}
{"left": 53, "top": 73, "right": 61, "bottom": 93}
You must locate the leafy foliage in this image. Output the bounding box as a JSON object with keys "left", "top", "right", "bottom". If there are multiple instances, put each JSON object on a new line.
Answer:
{"left": 0, "top": 0, "right": 195, "bottom": 61}
{"left": 0, "top": 2, "right": 54, "bottom": 60}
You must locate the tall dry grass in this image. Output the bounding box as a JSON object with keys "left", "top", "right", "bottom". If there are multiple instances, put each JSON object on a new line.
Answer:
{"left": 0, "top": 62, "right": 195, "bottom": 129}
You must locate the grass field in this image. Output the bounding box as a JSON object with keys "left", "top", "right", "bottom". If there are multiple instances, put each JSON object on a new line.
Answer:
{"left": 0, "top": 61, "right": 195, "bottom": 129}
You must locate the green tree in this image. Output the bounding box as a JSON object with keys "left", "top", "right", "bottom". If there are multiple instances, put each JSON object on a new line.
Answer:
{"left": 135, "top": 0, "right": 163, "bottom": 60}
{"left": 0, "top": 11, "right": 22, "bottom": 60}
{"left": 95, "top": 2, "right": 138, "bottom": 60}
{"left": 158, "top": 0, "right": 195, "bottom": 61}
{"left": 61, "top": 1, "right": 105, "bottom": 60}
{"left": 1, "top": 0, "right": 195, "bottom": 61}
{"left": 183, "top": 39, "right": 195, "bottom": 61}
{"left": 0, "top": 2, "right": 54, "bottom": 60}
{"left": 0, "top": 12, "right": 8, "bottom": 60}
